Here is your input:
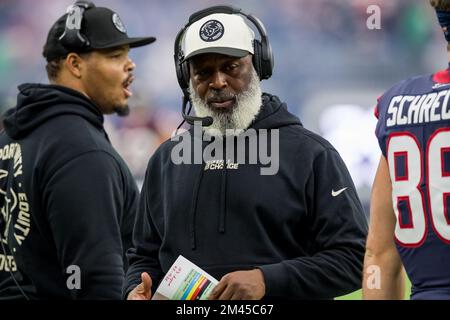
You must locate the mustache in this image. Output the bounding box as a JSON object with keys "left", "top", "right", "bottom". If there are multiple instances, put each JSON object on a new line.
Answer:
{"left": 206, "top": 91, "right": 236, "bottom": 103}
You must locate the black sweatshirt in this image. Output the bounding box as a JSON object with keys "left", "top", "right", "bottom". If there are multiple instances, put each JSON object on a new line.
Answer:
{"left": 0, "top": 84, "right": 139, "bottom": 299}
{"left": 125, "top": 93, "right": 368, "bottom": 299}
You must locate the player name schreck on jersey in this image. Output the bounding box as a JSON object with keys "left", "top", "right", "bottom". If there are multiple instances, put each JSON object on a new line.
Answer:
{"left": 386, "top": 91, "right": 450, "bottom": 127}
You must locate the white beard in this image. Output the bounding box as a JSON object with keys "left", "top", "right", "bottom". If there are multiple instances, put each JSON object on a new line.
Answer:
{"left": 189, "top": 68, "right": 262, "bottom": 136}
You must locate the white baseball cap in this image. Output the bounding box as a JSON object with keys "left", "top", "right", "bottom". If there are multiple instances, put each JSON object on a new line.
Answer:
{"left": 182, "top": 13, "right": 255, "bottom": 61}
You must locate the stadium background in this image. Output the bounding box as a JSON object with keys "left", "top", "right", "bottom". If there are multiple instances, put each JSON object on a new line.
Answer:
{"left": 0, "top": 0, "right": 444, "bottom": 299}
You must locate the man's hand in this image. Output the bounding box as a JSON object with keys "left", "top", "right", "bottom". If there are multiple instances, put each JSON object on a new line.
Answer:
{"left": 208, "top": 269, "right": 265, "bottom": 300}
{"left": 127, "top": 272, "right": 152, "bottom": 300}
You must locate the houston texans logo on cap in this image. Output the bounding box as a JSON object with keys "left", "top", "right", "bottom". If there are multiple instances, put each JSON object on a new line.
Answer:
{"left": 199, "top": 20, "right": 224, "bottom": 42}
{"left": 112, "top": 13, "right": 126, "bottom": 33}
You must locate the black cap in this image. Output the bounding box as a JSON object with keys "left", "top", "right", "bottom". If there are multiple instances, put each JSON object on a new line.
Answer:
{"left": 43, "top": 3, "right": 156, "bottom": 62}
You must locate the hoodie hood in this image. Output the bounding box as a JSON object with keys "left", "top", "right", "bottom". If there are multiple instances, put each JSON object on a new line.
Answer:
{"left": 3, "top": 83, "right": 104, "bottom": 140}
{"left": 251, "top": 93, "right": 303, "bottom": 130}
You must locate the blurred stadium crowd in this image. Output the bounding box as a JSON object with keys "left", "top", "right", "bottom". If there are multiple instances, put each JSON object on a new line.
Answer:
{"left": 0, "top": 0, "right": 446, "bottom": 209}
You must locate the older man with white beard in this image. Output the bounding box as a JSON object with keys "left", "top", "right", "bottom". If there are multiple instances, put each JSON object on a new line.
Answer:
{"left": 124, "top": 6, "right": 368, "bottom": 300}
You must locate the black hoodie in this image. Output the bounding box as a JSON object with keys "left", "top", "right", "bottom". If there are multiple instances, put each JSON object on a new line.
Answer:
{"left": 125, "top": 93, "right": 368, "bottom": 299}
{"left": 0, "top": 84, "right": 139, "bottom": 299}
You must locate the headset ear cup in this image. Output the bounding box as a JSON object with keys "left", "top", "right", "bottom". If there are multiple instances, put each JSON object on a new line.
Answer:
{"left": 261, "top": 42, "right": 274, "bottom": 80}
{"left": 181, "top": 61, "right": 190, "bottom": 90}
{"left": 254, "top": 40, "right": 273, "bottom": 80}
{"left": 252, "top": 39, "right": 263, "bottom": 80}
{"left": 175, "top": 60, "right": 186, "bottom": 90}
{"left": 175, "top": 58, "right": 190, "bottom": 91}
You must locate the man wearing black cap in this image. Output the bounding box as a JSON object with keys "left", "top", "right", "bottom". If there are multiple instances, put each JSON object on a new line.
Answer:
{"left": 125, "top": 6, "right": 367, "bottom": 300}
{"left": 363, "top": 0, "right": 450, "bottom": 300}
{"left": 0, "top": 1, "right": 155, "bottom": 299}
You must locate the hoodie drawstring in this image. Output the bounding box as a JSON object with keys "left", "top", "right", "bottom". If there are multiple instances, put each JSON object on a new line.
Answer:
{"left": 189, "top": 164, "right": 205, "bottom": 250}
{"left": 218, "top": 135, "right": 230, "bottom": 234}
{"left": 218, "top": 159, "right": 227, "bottom": 233}
{"left": 190, "top": 136, "right": 229, "bottom": 249}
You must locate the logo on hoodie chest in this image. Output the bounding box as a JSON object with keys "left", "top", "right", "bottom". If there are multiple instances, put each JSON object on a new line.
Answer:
{"left": 204, "top": 160, "right": 239, "bottom": 171}
{"left": 171, "top": 125, "right": 280, "bottom": 176}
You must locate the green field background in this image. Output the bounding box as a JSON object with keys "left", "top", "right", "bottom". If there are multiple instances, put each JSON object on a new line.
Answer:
{"left": 336, "top": 278, "right": 412, "bottom": 300}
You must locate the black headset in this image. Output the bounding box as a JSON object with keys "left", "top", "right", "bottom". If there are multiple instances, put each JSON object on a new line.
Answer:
{"left": 58, "top": 1, "right": 95, "bottom": 49}
{"left": 174, "top": 5, "right": 274, "bottom": 127}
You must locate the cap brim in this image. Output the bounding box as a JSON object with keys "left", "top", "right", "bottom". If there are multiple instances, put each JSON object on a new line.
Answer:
{"left": 127, "top": 37, "right": 157, "bottom": 48}
{"left": 184, "top": 47, "right": 250, "bottom": 61}
{"left": 93, "top": 36, "right": 156, "bottom": 49}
